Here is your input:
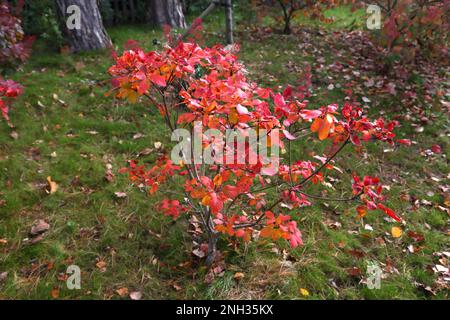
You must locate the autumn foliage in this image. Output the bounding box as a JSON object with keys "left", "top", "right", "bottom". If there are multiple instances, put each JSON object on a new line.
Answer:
{"left": 251, "top": 0, "right": 335, "bottom": 34}
{"left": 108, "top": 40, "right": 406, "bottom": 263}
{"left": 0, "top": 78, "right": 22, "bottom": 127}
{"left": 0, "top": 2, "right": 30, "bottom": 127}
{"left": 0, "top": 2, "right": 33, "bottom": 68}
{"left": 363, "top": 0, "right": 448, "bottom": 59}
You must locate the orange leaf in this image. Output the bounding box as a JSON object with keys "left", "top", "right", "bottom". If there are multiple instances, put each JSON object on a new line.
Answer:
{"left": 356, "top": 205, "right": 367, "bottom": 218}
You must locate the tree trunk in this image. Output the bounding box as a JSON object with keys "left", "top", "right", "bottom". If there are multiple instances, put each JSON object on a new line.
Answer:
{"left": 283, "top": 17, "right": 291, "bottom": 35}
{"left": 224, "top": 0, "right": 233, "bottom": 44}
{"left": 56, "top": 0, "right": 112, "bottom": 52}
{"left": 148, "top": 0, "right": 187, "bottom": 29}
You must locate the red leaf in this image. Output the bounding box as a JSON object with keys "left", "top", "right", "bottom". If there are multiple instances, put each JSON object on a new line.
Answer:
{"left": 177, "top": 113, "right": 196, "bottom": 124}
{"left": 378, "top": 204, "right": 401, "bottom": 222}
{"left": 150, "top": 74, "right": 166, "bottom": 87}
{"left": 397, "top": 139, "right": 411, "bottom": 146}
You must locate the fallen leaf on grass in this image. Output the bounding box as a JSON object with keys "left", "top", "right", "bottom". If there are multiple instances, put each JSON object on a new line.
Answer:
{"left": 346, "top": 267, "right": 361, "bottom": 277}
{"left": 95, "top": 260, "right": 107, "bottom": 272}
{"left": 407, "top": 231, "right": 424, "bottom": 242}
{"left": 133, "top": 133, "right": 144, "bottom": 140}
{"left": 129, "top": 291, "right": 142, "bottom": 300}
{"left": 192, "top": 248, "right": 205, "bottom": 258}
{"left": 51, "top": 288, "right": 60, "bottom": 299}
{"left": 234, "top": 272, "right": 245, "bottom": 281}
{"left": 432, "top": 265, "right": 448, "bottom": 273}
{"left": 431, "top": 144, "right": 442, "bottom": 154}
{"left": 0, "top": 272, "right": 7, "bottom": 282}
{"left": 115, "top": 287, "right": 129, "bottom": 297}
{"left": 154, "top": 141, "right": 162, "bottom": 149}
{"left": 137, "top": 148, "right": 154, "bottom": 157}
{"left": 30, "top": 220, "right": 50, "bottom": 236}
{"left": 299, "top": 288, "right": 310, "bottom": 297}
{"left": 0, "top": 239, "right": 7, "bottom": 245}
{"left": 172, "top": 283, "right": 182, "bottom": 291}
{"left": 114, "top": 192, "right": 127, "bottom": 199}
{"left": 391, "top": 227, "right": 403, "bottom": 238}
{"left": 46, "top": 177, "right": 58, "bottom": 194}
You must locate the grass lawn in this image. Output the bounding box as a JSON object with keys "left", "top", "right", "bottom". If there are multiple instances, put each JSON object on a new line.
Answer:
{"left": 0, "top": 4, "right": 448, "bottom": 299}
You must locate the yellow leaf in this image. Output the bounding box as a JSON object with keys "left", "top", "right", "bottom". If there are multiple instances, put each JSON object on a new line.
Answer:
{"left": 213, "top": 174, "right": 223, "bottom": 187}
{"left": 127, "top": 90, "right": 138, "bottom": 104}
{"left": 46, "top": 177, "right": 58, "bottom": 194}
{"left": 201, "top": 195, "right": 211, "bottom": 206}
{"left": 391, "top": 226, "right": 403, "bottom": 238}
{"left": 229, "top": 108, "right": 239, "bottom": 125}
{"left": 299, "top": 288, "right": 310, "bottom": 297}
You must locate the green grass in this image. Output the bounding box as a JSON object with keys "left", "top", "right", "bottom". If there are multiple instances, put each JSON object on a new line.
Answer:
{"left": 0, "top": 4, "right": 448, "bottom": 300}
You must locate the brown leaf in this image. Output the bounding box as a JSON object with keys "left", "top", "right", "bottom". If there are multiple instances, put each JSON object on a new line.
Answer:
{"left": 172, "top": 283, "right": 182, "bottom": 291}
{"left": 346, "top": 267, "right": 361, "bottom": 277}
{"left": 137, "top": 148, "right": 153, "bottom": 157}
{"left": 407, "top": 231, "right": 425, "bottom": 242}
{"left": 115, "top": 287, "right": 129, "bottom": 297}
{"left": 29, "top": 234, "right": 45, "bottom": 244}
{"left": 233, "top": 272, "right": 245, "bottom": 281}
{"left": 347, "top": 249, "right": 365, "bottom": 259}
{"left": 30, "top": 219, "right": 50, "bottom": 236}
{"left": 95, "top": 260, "right": 107, "bottom": 272}
{"left": 51, "top": 288, "right": 60, "bottom": 299}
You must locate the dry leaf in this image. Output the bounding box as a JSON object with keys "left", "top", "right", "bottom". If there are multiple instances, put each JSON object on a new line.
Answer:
{"left": 46, "top": 177, "right": 58, "bottom": 194}
{"left": 96, "top": 260, "right": 107, "bottom": 272}
{"left": 0, "top": 272, "right": 7, "bottom": 282}
{"left": 172, "top": 283, "right": 182, "bottom": 291}
{"left": 51, "top": 288, "right": 60, "bottom": 299}
{"left": 114, "top": 192, "right": 127, "bottom": 199}
{"left": 0, "top": 239, "right": 7, "bottom": 245}
{"left": 30, "top": 219, "right": 50, "bottom": 236}
{"left": 234, "top": 272, "right": 245, "bottom": 281}
{"left": 154, "top": 141, "right": 162, "bottom": 149}
{"left": 129, "top": 291, "right": 142, "bottom": 300}
{"left": 115, "top": 287, "right": 129, "bottom": 297}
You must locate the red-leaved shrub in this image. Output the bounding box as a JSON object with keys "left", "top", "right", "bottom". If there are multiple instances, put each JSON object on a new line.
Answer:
{"left": 108, "top": 41, "right": 407, "bottom": 264}
{"left": 0, "top": 2, "right": 33, "bottom": 68}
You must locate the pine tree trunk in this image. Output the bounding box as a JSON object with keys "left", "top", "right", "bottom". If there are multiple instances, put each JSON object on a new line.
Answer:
{"left": 148, "top": 0, "right": 187, "bottom": 29}
{"left": 56, "top": 0, "right": 112, "bottom": 52}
